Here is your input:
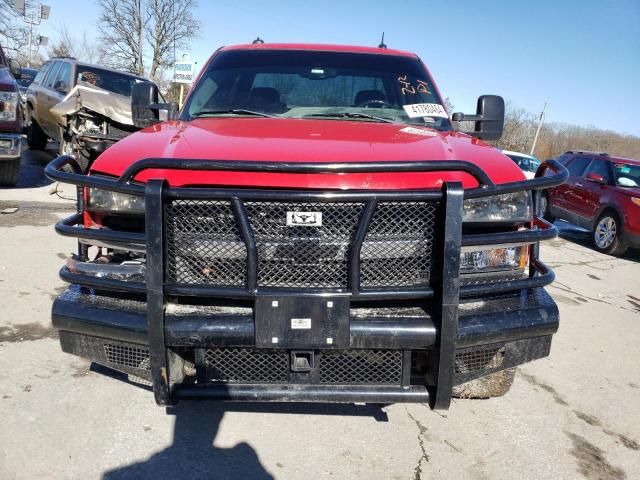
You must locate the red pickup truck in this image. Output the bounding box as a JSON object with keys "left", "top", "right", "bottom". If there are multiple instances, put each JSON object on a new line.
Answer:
{"left": 47, "top": 43, "right": 567, "bottom": 409}
{"left": 0, "top": 43, "right": 23, "bottom": 187}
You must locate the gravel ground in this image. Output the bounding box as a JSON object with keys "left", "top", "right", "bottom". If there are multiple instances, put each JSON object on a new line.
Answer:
{"left": 1, "top": 148, "right": 639, "bottom": 479}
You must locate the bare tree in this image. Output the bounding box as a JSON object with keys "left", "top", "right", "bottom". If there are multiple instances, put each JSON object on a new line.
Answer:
{"left": 0, "top": 0, "right": 29, "bottom": 58}
{"left": 48, "top": 24, "right": 100, "bottom": 63}
{"left": 97, "top": 0, "right": 146, "bottom": 75}
{"left": 97, "top": 0, "right": 200, "bottom": 79}
{"left": 146, "top": 0, "right": 200, "bottom": 80}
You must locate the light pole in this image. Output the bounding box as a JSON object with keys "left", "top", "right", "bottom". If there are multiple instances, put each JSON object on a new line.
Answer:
{"left": 14, "top": 1, "right": 50, "bottom": 68}
{"left": 530, "top": 101, "right": 548, "bottom": 156}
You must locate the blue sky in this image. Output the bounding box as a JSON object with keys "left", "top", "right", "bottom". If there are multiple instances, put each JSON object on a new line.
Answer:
{"left": 38, "top": 0, "right": 640, "bottom": 135}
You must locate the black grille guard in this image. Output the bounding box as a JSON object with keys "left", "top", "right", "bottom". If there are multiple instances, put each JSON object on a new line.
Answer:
{"left": 46, "top": 155, "right": 568, "bottom": 408}
{"left": 47, "top": 155, "right": 568, "bottom": 301}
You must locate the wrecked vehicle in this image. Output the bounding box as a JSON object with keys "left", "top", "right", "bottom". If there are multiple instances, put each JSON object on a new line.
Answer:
{"left": 0, "top": 43, "right": 23, "bottom": 187}
{"left": 26, "top": 57, "right": 155, "bottom": 171}
{"left": 46, "top": 43, "right": 568, "bottom": 409}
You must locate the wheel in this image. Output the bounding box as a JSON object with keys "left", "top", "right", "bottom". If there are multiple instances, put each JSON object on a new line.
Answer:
{"left": 59, "top": 137, "right": 90, "bottom": 172}
{"left": 26, "top": 115, "right": 48, "bottom": 150}
{"left": 538, "top": 191, "right": 555, "bottom": 222}
{"left": 452, "top": 368, "right": 516, "bottom": 399}
{"left": 593, "top": 212, "right": 628, "bottom": 256}
{"left": 0, "top": 158, "right": 21, "bottom": 187}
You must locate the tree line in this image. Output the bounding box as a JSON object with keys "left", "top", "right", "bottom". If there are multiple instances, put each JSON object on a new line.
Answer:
{"left": 492, "top": 105, "right": 640, "bottom": 160}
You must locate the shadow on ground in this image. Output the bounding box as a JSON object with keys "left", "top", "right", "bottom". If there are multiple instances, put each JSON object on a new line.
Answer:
{"left": 555, "top": 220, "right": 639, "bottom": 261}
{"left": 1, "top": 142, "right": 57, "bottom": 190}
{"left": 95, "top": 364, "right": 388, "bottom": 479}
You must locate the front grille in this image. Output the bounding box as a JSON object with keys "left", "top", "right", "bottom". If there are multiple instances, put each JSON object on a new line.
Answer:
{"left": 166, "top": 200, "right": 247, "bottom": 285}
{"left": 318, "top": 350, "right": 402, "bottom": 384}
{"left": 165, "top": 199, "right": 439, "bottom": 290}
{"left": 205, "top": 348, "right": 289, "bottom": 383}
{"left": 454, "top": 346, "right": 504, "bottom": 373}
{"left": 245, "top": 201, "right": 364, "bottom": 288}
{"left": 204, "top": 348, "right": 403, "bottom": 385}
{"left": 361, "top": 202, "right": 437, "bottom": 287}
{"left": 104, "top": 343, "right": 150, "bottom": 370}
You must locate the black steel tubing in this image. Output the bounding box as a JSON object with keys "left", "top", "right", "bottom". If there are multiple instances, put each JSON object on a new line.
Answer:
{"left": 56, "top": 213, "right": 146, "bottom": 246}
{"left": 118, "top": 159, "right": 494, "bottom": 185}
{"left": 173, "top": 383, "right": 430, "bottom": 403}
{"left": 461, "top": 217, "right": 558, "bottom": 247}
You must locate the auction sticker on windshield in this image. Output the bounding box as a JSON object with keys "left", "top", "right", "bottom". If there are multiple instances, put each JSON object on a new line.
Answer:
{"left": 403, "top": 103, "right": 448, "bottom": 119}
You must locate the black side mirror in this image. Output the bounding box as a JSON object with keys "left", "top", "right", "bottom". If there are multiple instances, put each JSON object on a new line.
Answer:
{"left": 132, "top": 81, "right": 178, "bottom": 128}
{"left": 9, "top": 58, "right": 22, "bottom": 79}
{"left": 452, "top": 95, "right": 505, "bottom": 141}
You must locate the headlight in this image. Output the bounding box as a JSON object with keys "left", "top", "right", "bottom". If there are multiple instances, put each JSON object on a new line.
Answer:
{"left": 0, "top": 91, "right": 19, "bottom": 122}
{"left": 86, "top": 188, "right": 145, "bottom": 214}
{"left": 463, "top": 191, "right": 532, "bottom": 222}
{"left": 460, "top": 244, "right": 529, "bottom": 274}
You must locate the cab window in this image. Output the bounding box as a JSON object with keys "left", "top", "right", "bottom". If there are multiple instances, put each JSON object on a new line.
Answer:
{"left": 52, "top": 62, "right": 72, "bottom": 92}
{"left": 33, "top": 62, "right": 51, "bottom": 85}
{"left": 43, "top": 61, "right": 62, "bottom": 89}
{"left": 566, "top": 156, "right": 591, "bottom": 176}
{"left": 584, "top": 159, "right": 611, "bottom": 184}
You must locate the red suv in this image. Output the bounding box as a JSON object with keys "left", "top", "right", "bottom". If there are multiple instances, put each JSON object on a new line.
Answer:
{"left": 541, "top": 151, "right": 640, "bottom": 255}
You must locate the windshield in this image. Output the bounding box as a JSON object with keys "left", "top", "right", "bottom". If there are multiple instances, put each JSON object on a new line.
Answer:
{"left": 506, "top": 154, "right": 540, "bottom": 173}
{"left": 183, "top": 49, "right": 451, "bottom": 129}
{"left": 612, "top": 163, "right": 640, "bottom": 187}
{"left": 76, "top": 66, "right": 145, "bottom": 97}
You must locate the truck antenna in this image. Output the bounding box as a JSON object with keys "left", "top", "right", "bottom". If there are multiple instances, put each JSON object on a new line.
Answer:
{"left": 252, "top": 37, "right": 265, "bottom": 44}
{"left": 378, "top": 32, "right": 387, "bottom": 49}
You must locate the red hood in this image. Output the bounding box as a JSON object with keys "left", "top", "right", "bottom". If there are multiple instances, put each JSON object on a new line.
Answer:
{"left": 91, "top": 118, "right": 525, "bottom": 189}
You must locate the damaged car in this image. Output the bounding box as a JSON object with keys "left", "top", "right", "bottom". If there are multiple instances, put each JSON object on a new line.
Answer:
{"left": 25, "top": 57, "right": 159, "bottom": 171}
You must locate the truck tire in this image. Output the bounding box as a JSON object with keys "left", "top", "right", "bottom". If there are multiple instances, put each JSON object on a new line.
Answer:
{"left": 539, "top": 191, "right": 555, "bottom": 222}
{"left": 27, "top": 117, "right": 48, "bottom": 150}
{"left": 452, "top": 368, "right": 516, "bottom": 399}
{"left": 0, "top": 158, "right": 21, "bottom": 187}
{"left": 592, "top": 211, "right": 628, "bottom": 256}
{"left": 59, "top": 138, "right": 90, "bottom": 173}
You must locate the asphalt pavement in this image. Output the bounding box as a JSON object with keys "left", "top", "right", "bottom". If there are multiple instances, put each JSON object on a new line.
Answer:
{"left": 1, "top": 147, "right": 639, "bottom": 480}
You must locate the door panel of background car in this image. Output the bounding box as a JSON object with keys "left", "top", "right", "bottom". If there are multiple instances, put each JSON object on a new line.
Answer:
{"left": 41, "top": 62, "right": 71, "bottom": 140}
{"left": 31, "top": 61, "right": 58, "bottom": 129}
{"left": 36, "top": 61, "right": 62, "bottom": 137}
{"left": 575, "top": 159, "right": 612, "bottom": 222}
{"left": 557, "top": 156, "right": 592, "bottom": 215}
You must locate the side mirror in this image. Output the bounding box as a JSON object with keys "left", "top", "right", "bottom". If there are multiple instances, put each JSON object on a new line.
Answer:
{"left": 132, "top": 81, "right": 178, "bottom": 128}
{"left": 451, "top": 95, "right": 505, "bottom": 141}
{"left": 586, "top": 172, "right": 605, "bottom": 184}
{"left": 9, "top": 58, "right": 22, "bottom": 79}
{"left": 54, "top": 80, "right": 68, "bottom": 93}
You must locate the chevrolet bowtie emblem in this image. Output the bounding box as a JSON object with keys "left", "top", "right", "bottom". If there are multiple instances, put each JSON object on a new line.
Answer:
{"left": 286, "top": 211, "right": 323, "bottom": 227}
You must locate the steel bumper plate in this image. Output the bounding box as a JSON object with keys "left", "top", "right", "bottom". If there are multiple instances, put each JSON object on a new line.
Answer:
{"left": 254, "top": 295, "right": 350, "bottom": 349}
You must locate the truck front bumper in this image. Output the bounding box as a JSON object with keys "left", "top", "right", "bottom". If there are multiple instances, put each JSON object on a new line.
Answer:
{"left": 0, "top": 133, "right": 21, "bottom": 159}
{"left": 46, "top": 155, "right": 568, "bottom": 408}
{"left": 53, "top": 285, "right": 557, "bottom": 404}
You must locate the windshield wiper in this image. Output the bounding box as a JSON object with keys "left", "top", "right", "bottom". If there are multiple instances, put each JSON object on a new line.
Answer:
{"left": 303, "top": 112, "right": 395, "bottom": 124}
{"left": 191, "top": 109, "right": 277, "bottom": 118}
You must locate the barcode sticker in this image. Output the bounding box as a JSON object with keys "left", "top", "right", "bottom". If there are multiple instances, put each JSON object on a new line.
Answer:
{"left": 291, "top": 318, "right": 312, "bottom": 329}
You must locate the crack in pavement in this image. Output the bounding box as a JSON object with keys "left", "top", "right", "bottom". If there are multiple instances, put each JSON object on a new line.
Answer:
{"left": 406, "top": 409, "right": 430, "bottom": 480}
{"left": 550, "top": 282, "right": 638, "bottom": 314}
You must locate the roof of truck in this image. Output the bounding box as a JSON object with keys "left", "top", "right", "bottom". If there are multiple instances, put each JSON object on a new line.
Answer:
{"left": 220, "top": 43, "right": 417, "bottom": 58}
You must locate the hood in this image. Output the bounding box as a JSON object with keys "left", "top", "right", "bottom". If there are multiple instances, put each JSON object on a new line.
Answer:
{"left": 91, "top": 117, "right": 525, "bottom": 190}
{"left": 50, "top": 82, "right": 133, "bottom": 127}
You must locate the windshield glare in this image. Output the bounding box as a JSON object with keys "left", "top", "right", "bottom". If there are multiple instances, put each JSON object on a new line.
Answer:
{"left": 613, "top": 163, "right": 640, "bottom": 187}
{"left": 183, "top": 50, "right": 451, "bottom": 128}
